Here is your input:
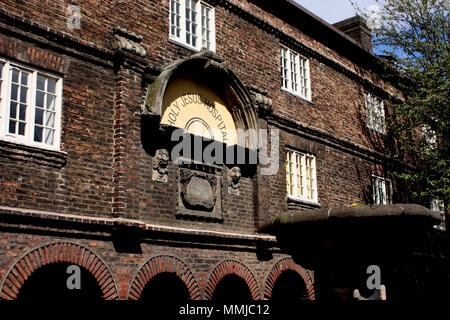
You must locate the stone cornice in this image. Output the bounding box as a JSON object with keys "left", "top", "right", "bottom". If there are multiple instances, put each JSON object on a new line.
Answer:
{"left": 269, "top": 112, "right": 413, "bottom": 170}
{"left": 0, "top": 206, "right": 276, "bottom": 244}
{"left": 0, "top": 9, "right": 114, "bottom": 70}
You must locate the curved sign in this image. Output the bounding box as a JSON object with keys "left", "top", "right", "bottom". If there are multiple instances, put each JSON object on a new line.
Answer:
{"left": 161, "top": 78, "right": 237, "bottom": 145}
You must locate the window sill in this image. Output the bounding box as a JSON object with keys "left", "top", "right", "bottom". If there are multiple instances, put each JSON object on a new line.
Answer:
{"left": 287, "top": 196, "right": 321, "bottom": 210}
{"left": 0, "top": 139, "right": 67, "bottom": 168}
{"left": 167, "top": 37, "right": 216, "bottom": 53}
{"left": 1, "top": 135, "right": 61, "bottom": 152}
{"left": 281, "top": 87, "right": 312, "bottom": 104}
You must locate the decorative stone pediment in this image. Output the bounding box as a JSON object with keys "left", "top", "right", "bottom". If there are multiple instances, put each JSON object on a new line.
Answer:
{"left": 143, "top": 50, "right": 260, "bottom": 149}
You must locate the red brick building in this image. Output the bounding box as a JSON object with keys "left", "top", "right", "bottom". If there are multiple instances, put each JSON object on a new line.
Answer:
{"left": 0, "top": 0, "right": 416, "bottom": 303}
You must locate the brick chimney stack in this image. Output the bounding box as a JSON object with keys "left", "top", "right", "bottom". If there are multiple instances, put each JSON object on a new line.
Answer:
{"left": 333, "top": 15, "right": 373, "bottom": 52}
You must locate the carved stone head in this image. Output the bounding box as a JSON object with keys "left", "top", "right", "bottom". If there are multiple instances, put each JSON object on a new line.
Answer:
{"left": 152, "top": 149, "right": 169, "bottom": 183}
{"left": 228, "top": 166, "right": 241, "bottom": 195}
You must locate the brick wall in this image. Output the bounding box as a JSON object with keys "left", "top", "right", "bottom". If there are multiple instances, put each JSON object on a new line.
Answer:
{"left": 0, "top": 229, "right": 315, "bottom": 300}
{"left": 0, "top": 33, "right": 115, "bottom": 217}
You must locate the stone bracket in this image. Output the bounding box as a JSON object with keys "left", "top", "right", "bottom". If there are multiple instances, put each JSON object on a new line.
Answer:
{"left": 248, "top": 86, "right": 273, "bottom": 115}
{"left": 112, "top": 27, "right": 146, "bottom": 57}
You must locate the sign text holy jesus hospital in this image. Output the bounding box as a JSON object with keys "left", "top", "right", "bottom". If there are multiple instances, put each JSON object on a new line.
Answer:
{"left": 164, "top": 92, "right": 230, "bottom": 143}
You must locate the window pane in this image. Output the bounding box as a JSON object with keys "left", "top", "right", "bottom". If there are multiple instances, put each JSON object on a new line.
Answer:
{"left": 386, "top": 181, "right": 392, "bottom": 204}
{"left": 34, "top": 126, "right": 43, "bottom": 142}
{"left": 20, "top": 86, "right": 27, "bottom": 103}
{"left": 47, "top": 94, "right": 55, "bottom": 111}
{"left": 47, "top": 78, "right": 56, "bottom": 93}
{"left": 12, "top": 69, "right": 19, "bottom": 83}
{"left": 21, "top": 72, "right": 28, "bottom": 85}
{"left": 45, "top": 111, "right": 55, "bottom": 128}
{"left": 35, "top": 108, "right": 44, "bottom": 125}
{"left": 9, "top": 120, "right": 16, "bottom": 134}
{"left": 37, "top": 74, "right": 45, "bottom": 91}
{"left": 18, "top": 122, "right": 25, "bottom": 135}
{"left": 36, "top": 91, "right": 44, "bottom": 107}
{"left": 10, "top": 102, "right": 17, "bottom": 119}
{"left": 19, "top": 104, "right": 26, "bottom": 121}
{"left": 11, "top": 84, "right": 18, "bottom": 101}
{"left": 45, "top": 128, "right": 54, "bottom": 145}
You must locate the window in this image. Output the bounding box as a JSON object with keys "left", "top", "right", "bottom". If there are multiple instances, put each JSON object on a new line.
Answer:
{"left": 422, "top": 125, "right": 437, "bottom": 150}
{"left": 286, "top": 149, "right": 317, "bottom": 203}
{"left": 431, "top": 197, "right": 446, "bottom": 231}
{"left": 371, "top": 175, "right": 392, "bottom": 205}
{"left": 0, "top": 60, "right": 62, "bottom": 151}
{"left": 169, "top": 0, "right": 215, "bottom": 51}
{"left": 365, "top": 93, "right": 385, "bottom": 134}
{"left": 280, "top": 46, "right": 310, "bottom": 100}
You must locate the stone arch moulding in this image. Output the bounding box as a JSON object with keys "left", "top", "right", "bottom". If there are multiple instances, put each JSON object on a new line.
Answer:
{"left": 0, "top": 242, "right": 119, "bottom": 300}
{"left": 264, "top": 257, "right": 315, "bottom": 300}
{"left": 127, "top": 255, "right": 201, "bottom": 300}
{"left": 204, "top": 259, "right": 260, "bottom": 300}
{"left": 143, "top": 50, "right": 260, "bottom": 149}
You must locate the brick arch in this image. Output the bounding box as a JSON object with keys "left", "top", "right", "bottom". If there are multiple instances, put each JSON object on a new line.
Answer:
{"left": 264, "top": 257, "right": 315, "bottom": 300}
{"left": 204, "top": 260, "right": 260, "bottom": 300}
{"left": 0, "top": 242, "right": 119, "bottom": 300}
{"left": 128, "top": 255, "right": 200, "bottom": 300}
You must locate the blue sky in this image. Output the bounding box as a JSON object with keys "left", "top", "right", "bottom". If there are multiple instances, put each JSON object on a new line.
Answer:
{"left": 294, "top": 0, "right": 388, "bottom": 54}
{"left": 294, "top": 0, "right": 379, "bottom": 24}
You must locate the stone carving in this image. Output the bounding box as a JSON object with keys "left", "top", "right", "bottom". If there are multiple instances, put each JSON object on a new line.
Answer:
{"left": 228, "top": 166, "right": 241, "bottom": 195}
{"left": 180, "top": 171, "right": 217, "bottom": 212}
{"left": 152, "top": 149, "right": 169, "bottom": 183}
{"left": 248, "top": 86, "right": 273, "bottom": 114}
{"left": 112, "top": 27, "right": 146, "bottom": 57}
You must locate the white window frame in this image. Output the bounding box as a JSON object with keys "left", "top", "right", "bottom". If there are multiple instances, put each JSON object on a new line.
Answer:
{"left": 0, "top": 59, "right": 62, "bottom": 151}
{"left": 431, "top": 197, "right": 446, "bottom": 231}
{"left": 371, "top": 175, "right": 392, "bottom": 205}
{"left": 169, "top": 0, "right": 216, "bottom": 52}
{"left": 365, "top": 93, "right": 385, "bottom": 134}
{"left": 280, "top": 46, "right": 311, "bottom": 101}
{"left": 286, "top": 148, "right": 318, "bottom": 203}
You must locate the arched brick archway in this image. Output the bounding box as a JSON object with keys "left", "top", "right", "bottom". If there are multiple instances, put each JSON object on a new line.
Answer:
{"left": 128, "top": 255, "right": 201, "bottom": 300}
{"left": 0, "top": 242, "right": 118, "bottom": 300}
{"left": 264, "top": 257, "right": 315, "bottom": 300}
{"left": 204, "top": 260, "right": 260, "bottom": 300}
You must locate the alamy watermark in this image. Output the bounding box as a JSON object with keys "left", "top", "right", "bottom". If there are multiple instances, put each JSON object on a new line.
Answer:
{"left": 366, "top": 264, "right": 381, "bottom": 290}
{"left": 66, "top": 265, "right": 81, "bottom": 290}
{"left": 170, "top": 128, "right": 279, "bottom": 175}
{"left": 67, "top": 5, "right": 81, "bottom": 30}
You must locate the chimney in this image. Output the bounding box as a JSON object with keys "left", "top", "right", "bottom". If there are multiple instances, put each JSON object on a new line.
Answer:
{"left": 333, "top": 15, "right": 372, "bottom": 52}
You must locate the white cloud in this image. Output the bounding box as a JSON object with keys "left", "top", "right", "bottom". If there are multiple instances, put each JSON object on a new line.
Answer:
{"left": 364, "top": 4, "right": 381, "bottom": 30}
